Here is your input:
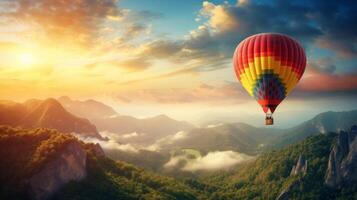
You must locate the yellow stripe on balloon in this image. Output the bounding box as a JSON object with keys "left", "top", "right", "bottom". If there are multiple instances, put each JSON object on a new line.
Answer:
{"left": 238, "top": 56, "right": 300, "bottom": 96}
{"left": 286, "top": 74, "right": 299, "bottom": 95}
{"left": 249, "top": 62, "right": 257, "bottom": 81}
{"left": 254, "top": 56, "right": 262, "bottom": 76}
{"left": 239, "top": 74, "right": 254, "bottom": 96}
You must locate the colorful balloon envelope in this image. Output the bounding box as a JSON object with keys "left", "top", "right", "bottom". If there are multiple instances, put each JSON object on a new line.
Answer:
{"left": 233, "top": 33, "right": 306, "bottom": 124}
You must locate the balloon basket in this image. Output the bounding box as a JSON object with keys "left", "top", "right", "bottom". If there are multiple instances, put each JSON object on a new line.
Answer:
{"left": 265, "top": 114, "right": 274, "bottom": 125}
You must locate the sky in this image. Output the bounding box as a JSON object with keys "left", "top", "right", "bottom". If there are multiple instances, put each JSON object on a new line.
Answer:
{"left": 0, "top": 0, "right": 356, "bottom": 127}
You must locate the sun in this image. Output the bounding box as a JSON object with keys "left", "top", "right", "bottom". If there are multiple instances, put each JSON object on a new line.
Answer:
{"left": 19, "top": 53, "right": 36, "bottom": 66}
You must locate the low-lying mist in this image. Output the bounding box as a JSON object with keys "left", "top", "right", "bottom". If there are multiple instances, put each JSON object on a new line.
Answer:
{"left": 73, "top": 130, "right": 255, "bottom": 173}
{"left": 165, "top": 150, "right": 254, "bottom": 171}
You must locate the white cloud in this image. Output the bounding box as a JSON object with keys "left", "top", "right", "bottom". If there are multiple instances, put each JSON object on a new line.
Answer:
{"left": 200, "top": 1, "right": 239, "bottom": 32}
{"left": 164, "top": 150, "right": 253, "bottom": 171}
{"left": 72, "top": 132, "right": 138, "bottom": 153}
{"left": 99, "top": 130, "right": 122, "bottom": 140}
{"left": 109, "top": 114, "right": 120, "bottom": 118}
{"left": 172, "top": 131, "right": 188, "bottom": 140}
{"left": 164, "top": 155, "right": 186, "bottom": 168}
{"left": 145, "top": 143, "right": 161, "bottom": 152}
{"left": 183, "top": 151, "right": 252, "bottom": 171}
{"left": 122, "top": 132, "right": 139, "bottom": 138}
{"left": 145, "top": 130, "right": 187, "bottom": 151}
{"left": 237, "top": 0, "right": 248, "bottom": 6}
{"left": 206, "top": 123, "right": 223, "bottom": 128}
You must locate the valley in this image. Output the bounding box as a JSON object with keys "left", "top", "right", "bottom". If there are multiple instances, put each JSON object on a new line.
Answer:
{"left": 0, "top": 97, "right": 356, "bottom": 199}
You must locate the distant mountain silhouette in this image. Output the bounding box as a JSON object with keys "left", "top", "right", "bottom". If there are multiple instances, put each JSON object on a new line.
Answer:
{"left": 58, "top": 96, "right": 117, "bottom": 119}
{"left": 154, "top": 123, "right": 283, "bottom": 155}
{"left": 272, "top": 110, "right": 357, "bottom": 149}
{"left": 57, "top": 97, "right": 195, "bottom": 144}
{"left": 154, "top": 110, "right": 357, "bottom": 155}
{"left": 94, "top": 114, "right": 195, "bottom": 144}
{"left": 0, "top": 98, "right": 101, "bottom": 138}
{"left": 0, "top": 100, "right": 27, "bottom": 125}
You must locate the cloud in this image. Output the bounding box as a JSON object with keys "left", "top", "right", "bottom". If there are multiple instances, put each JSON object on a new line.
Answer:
{"left": 128, "top": 10, "right": 163, "bottom": 21}
{"left": 1, "top": 0, "right": 123, "bottom": 45}
{"left": 85, "top": 57, "right": 151, "bottom": 72}
{"left": 307, "top": 58, "right": 337, "bottom": 74}
{"left": 115, "top": 65, "right": 200, "bottom": 85}
{"left": 298, "top": 73, "right": 357, "bottom": 92}
{"left": 295, "top": 58, "right": 357, "bottom": 93}
{"left": 164, "top": 150, "right": 253, "bottom": 171}
{"left": 145, "top": 131, "right": 189, "bottom": 151}
{"left": 171, "top": 131, "right": 188, "bottom": 140}
{"left": 135, "top": 0, "right": 356, "bottom": 76}
{"left": 115, "top": 95, "right": 132, "bottom": 103}
{"left": 115, "top": 82, "right": 249, "bottom": 104}
{"left": 116, "top": 57, "right": 152, "bottom": 71}
{"left": 200, "top": 1, "right": 239, "bottom": 32}
{"left": 309, "top": 1, "right": 357, "bottom": 58}
{"left": 72, "top": 131, "right": 138, "bottom": 153}
{"left": 141, "top": 40, "right": 182, "bottom": 59}
{"left": 179, "top": 0, "right": 322, "bottom": 65}
{"left": 316, "top": 36, "right": 356, "bottom": 58}
{"left": 122, "top": 23, "right": 148, "bottom": 40}
{"left": 206, "top": 123, "right": 224, "bottom": 128}
{"left": 122, "top": 132, "right": 139, "bottom": 139}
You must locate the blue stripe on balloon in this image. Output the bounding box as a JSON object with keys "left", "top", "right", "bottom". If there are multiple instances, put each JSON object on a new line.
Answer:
{"left": 253, "top": 70, "right": 286, "bottom": 101}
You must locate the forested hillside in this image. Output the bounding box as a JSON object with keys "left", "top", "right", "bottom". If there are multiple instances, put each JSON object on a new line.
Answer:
{"left": 1, "top": 125, "right": 356, "bottom": 200}
{"left": 203, "top": 131, "right": 357, "bottom": 200}
{"left": 0, "top": 126, "right": 206, "bottom": 200}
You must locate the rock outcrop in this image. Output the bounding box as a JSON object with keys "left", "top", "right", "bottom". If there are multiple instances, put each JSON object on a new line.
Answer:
{"left": 290, "top": 154, "right": 307, "bottom": 176}
{"left": 276, "top": 155, "right": 307, "bottom": 200}
{"left": 86, "top": 143, "right": 106, "bottom": 158}
{"left": 276, "top": 179, "right": 302, "bottom": 200}
{"left": 28, "top": 141, "right": 87, "bottom": 200}
{"left": 325, "top": 125, "right": 357, "bottom": 188}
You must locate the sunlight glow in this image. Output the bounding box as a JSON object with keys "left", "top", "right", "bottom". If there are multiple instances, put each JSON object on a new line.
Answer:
{"left": 19, "top": 53, "right": 36, "bottom": 66}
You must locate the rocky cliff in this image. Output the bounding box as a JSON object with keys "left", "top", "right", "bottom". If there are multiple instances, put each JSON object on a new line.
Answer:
{"left": 28, "top": 141, "right": 87, "bottom": 200}
{"left": 325, "top": 125, "right": 357, "bottom": 188}
{"left": 276, "top": 155, "right": 307, "bottom": 200}
{"left": 290, "top": 154, "right": 307, "bottom": 176}
{"left": 276, "top": 179, "right": 302, "bottom": 200}
{"left": 0, "top": 126, "right": 107, "bottom": 200}
{"left": 86, "top": 143, "right": 106, "bottom": 158}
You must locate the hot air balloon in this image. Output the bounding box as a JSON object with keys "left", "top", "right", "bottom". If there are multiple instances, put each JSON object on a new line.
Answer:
{"left": 233, "top": 33, "right": 306, "bottom": 125}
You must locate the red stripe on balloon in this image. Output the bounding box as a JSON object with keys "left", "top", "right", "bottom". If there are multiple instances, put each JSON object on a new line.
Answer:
{"left": 235, "top": 34, "right": 306, "bottom": 78}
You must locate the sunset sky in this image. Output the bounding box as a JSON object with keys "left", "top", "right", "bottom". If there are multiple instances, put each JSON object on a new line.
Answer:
{"left": 0, "top": 0, "right": 356, "bottom": 127}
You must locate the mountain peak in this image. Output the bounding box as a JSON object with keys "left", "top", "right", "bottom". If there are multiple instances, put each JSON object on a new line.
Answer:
{"left": 43, "top": 98, "right": 62, "bottom": 106}
{"left": 57, "top": 96, "right": 71, "bottom": 102}
{"left": 57, "top": 97, "right": 118, "bottom": 119}
{"left": 38, "top": 98, "right": 67, "bottom": 114}
{"left": 14, "top": 98, "right": 102, "bottom": 138}
{"left": 153, "top": 114, "right": 170, "bottom": 120}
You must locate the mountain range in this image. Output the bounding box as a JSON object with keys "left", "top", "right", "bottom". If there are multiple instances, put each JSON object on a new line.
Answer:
{"left": 0, "top": 126, "right": 207, "bottom": 200}
{"left": 271, "top": 110, "right": 357, "bottom": 149}
{"left": 103, "top": 110, "right": 357, "bottom": 174}
{"left": 201, "top": 126, "right": 357, "bottom": 200}
{"left": 1, "top": 96, "right": 356, "bottom": 178}
{"left": 0, "top": 98, "right": 101, "bottom": 138}
{"left": 1, "top": 124, "right": 356, "bottom": 199}
{"left": 153, "top": 122, "right": 283, "bottom": 155}
{"left": 58, "top": 96, "right": 196, "bottom": 145}
{"left": 56, "top": 96, "right": 357, "bottom": 157}
{"left": 144, "top": 110, "right": 357, "bottom": 156}
{"left": 57, "top": 96, "right": 117, "bottom": 120}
